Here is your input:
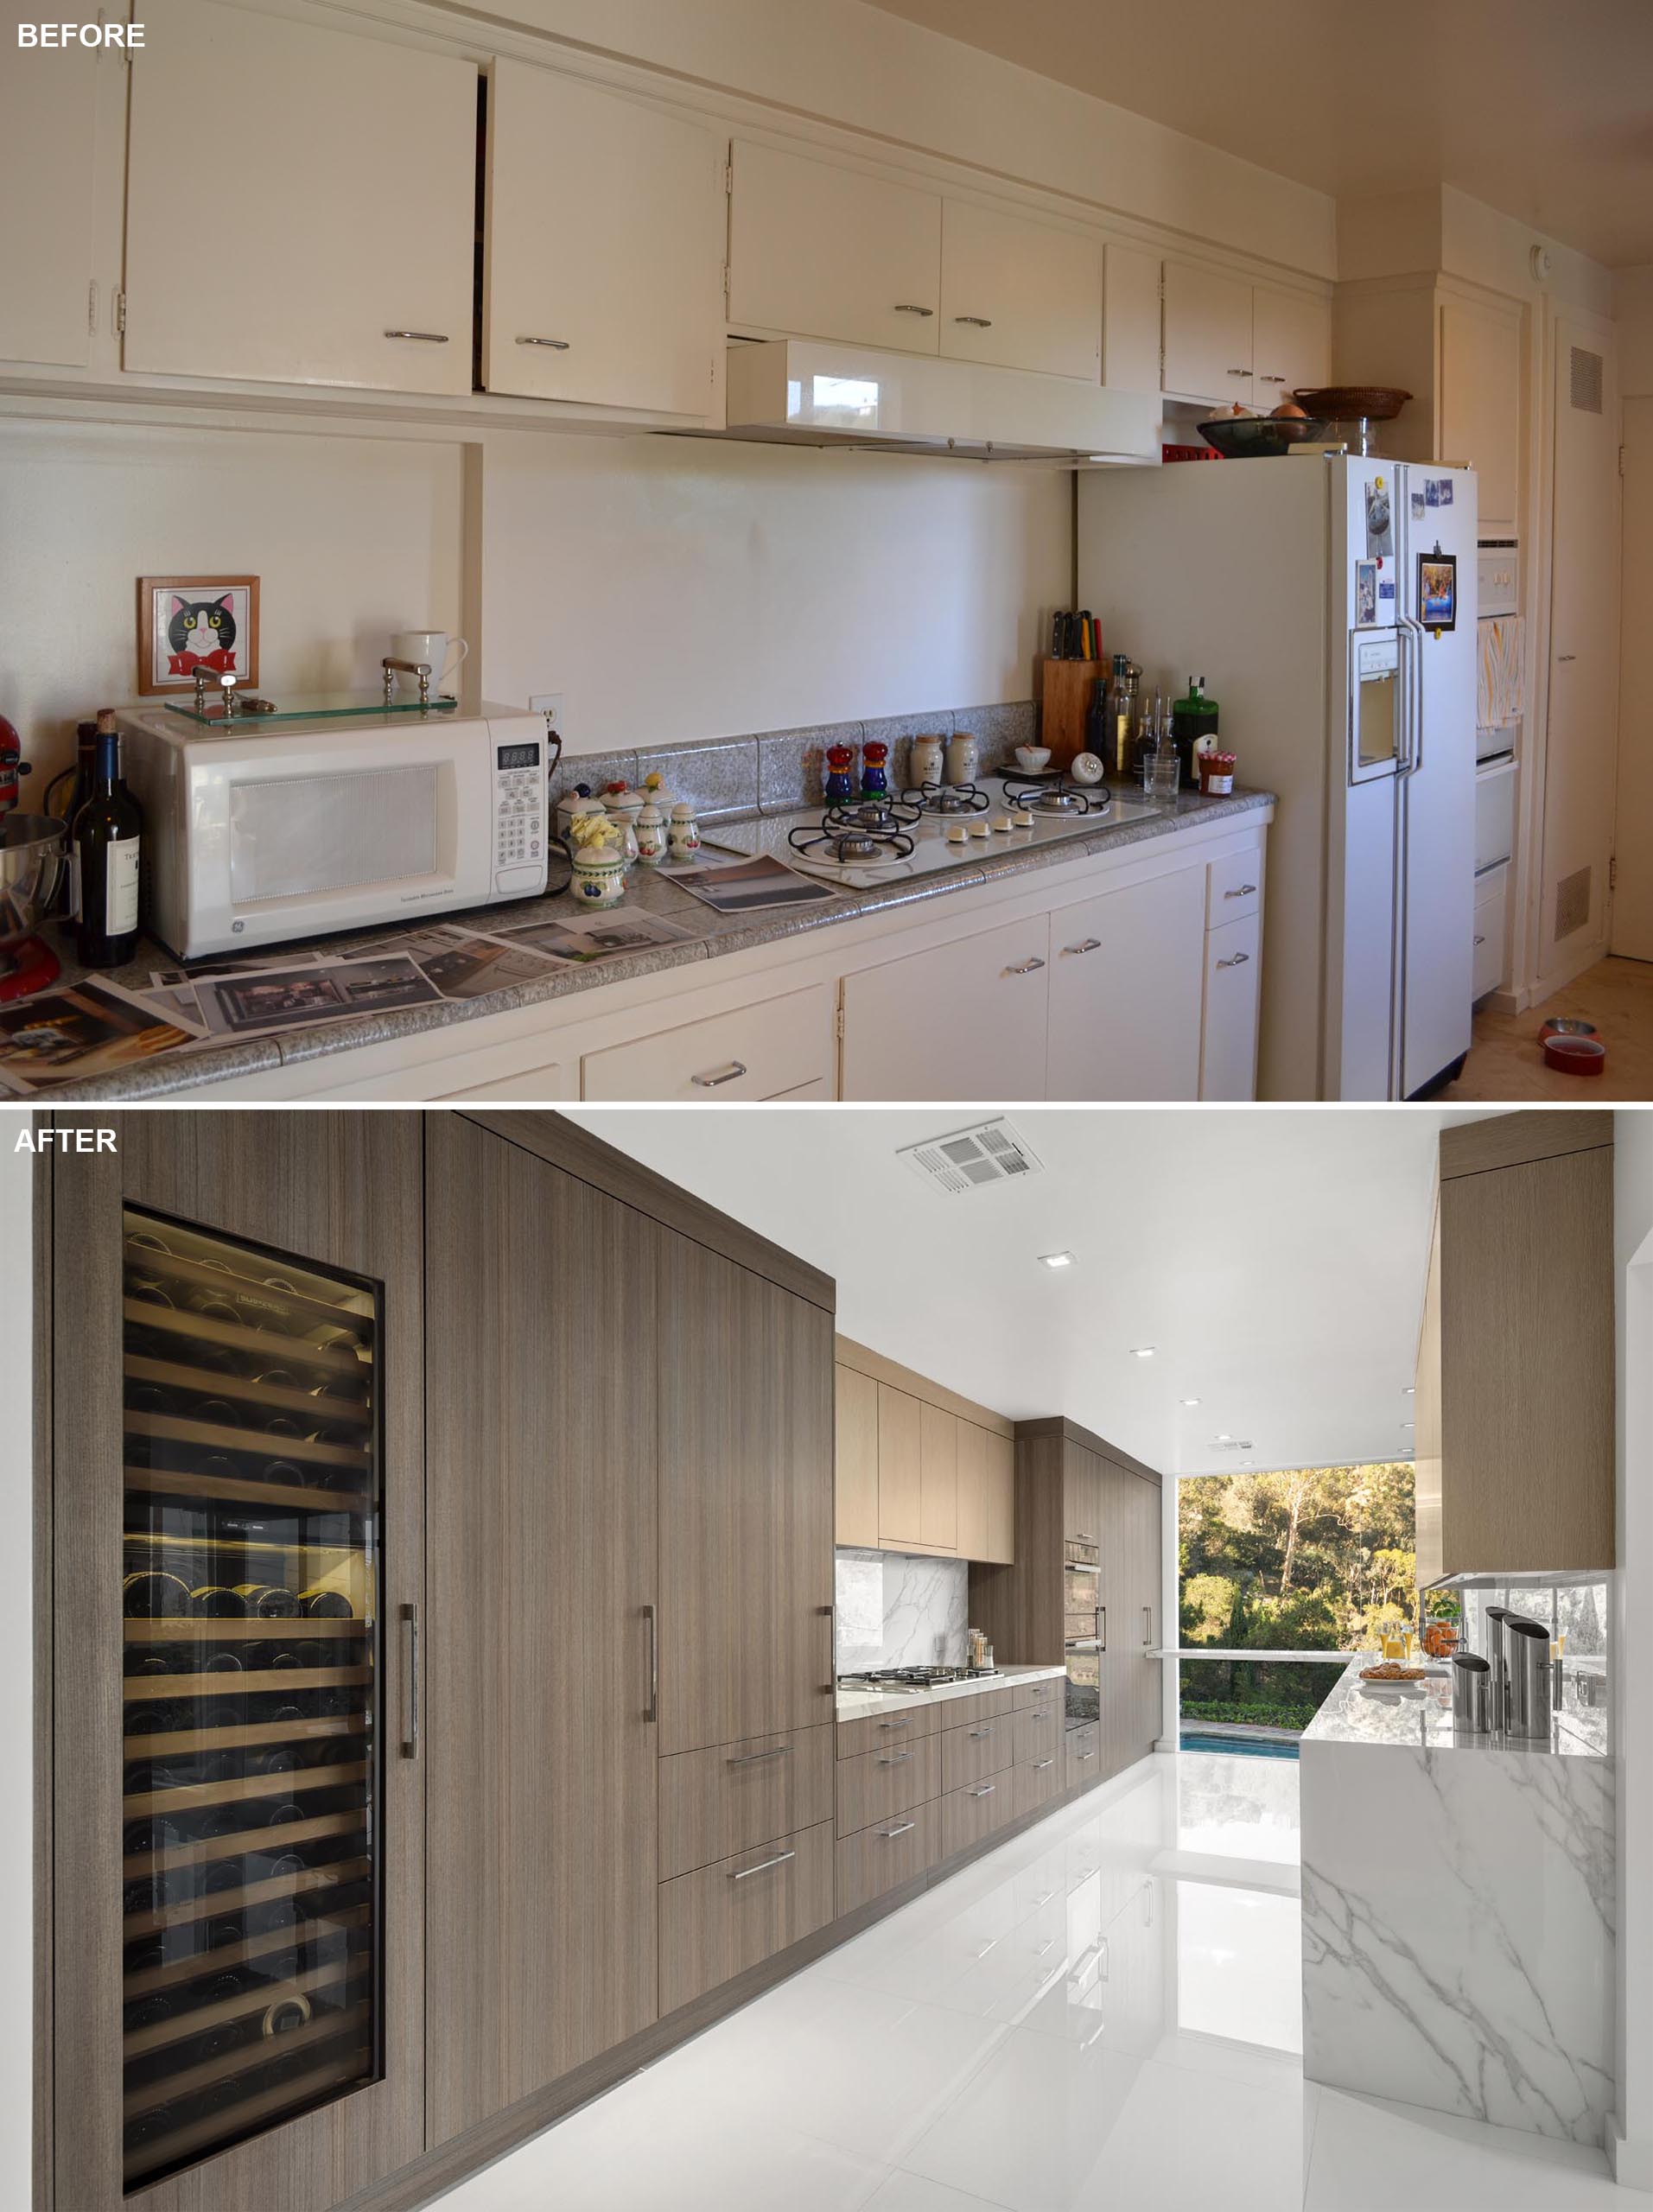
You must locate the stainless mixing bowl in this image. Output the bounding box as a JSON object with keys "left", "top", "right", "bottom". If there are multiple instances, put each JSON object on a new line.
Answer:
{"left": 0, "top": 815, "right": 69, "bottom": 959}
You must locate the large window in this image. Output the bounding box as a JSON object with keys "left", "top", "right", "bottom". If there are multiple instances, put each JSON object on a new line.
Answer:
{"left": 1178, "top": 1463, "right": 1415, "bottom": 1735}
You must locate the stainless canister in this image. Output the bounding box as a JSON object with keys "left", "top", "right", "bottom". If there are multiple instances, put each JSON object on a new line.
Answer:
{"left": 1504, "top": 1615, "right": 1554, "bottom": 1745}
{"left": 1450, "top": 1651, "right": 1492, "bottom": 1736}
{"left": 1484, "top": 1605, "right": 1514, "bottom": 1732}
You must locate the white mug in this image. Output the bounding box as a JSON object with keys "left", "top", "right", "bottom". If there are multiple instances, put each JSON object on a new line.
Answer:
{"left": 391, "top": 628, "right": 469, "bottom": 697}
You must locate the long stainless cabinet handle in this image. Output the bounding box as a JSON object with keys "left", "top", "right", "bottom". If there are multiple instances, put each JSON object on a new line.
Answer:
{"left": 1079, "top": 1750, "right": 1097, "bottom": 1762}
{"left": 730, "top": 1849, "right": 797, "bottom": 1881}
{"left": 954, "top": 315, "right": 992, "bottom": 327}
{"left": 1227, "top": 366, "right": 1249, "bottom": 376}
{"left": 645, "top": 1603, "right": 658, "bottom": 1724}
{"left": 400, "top": 1602, "right": 419, "bottom": 1758}
{"left": 1005, "top": 957, "right": 1046, "bottom": 975}
{"left": 1224, "top": 884, "right": 1257, "bottom": 898}
{"left": 1259, "top": 373, "right": 1287, "bottom": 384}
{"left": 878, "top": 1717, "right": 912, "bottom": 1731}
{"left": 1062, "top": 938, "right": 1102, "bottom": 956}
{"left": 692, "top": 1061, "right": 747, "bottom": 1088}
{"left": 517, "top": 335, "right": 570, "bottom": 348}
{"left": 1143, "top": 1606, "right": 1153, "bottom": 1645}
{"left": 1217, "top": 951, "right": 1250, "bottom": 969}
{"left": 969, "top": 1783, "right": 996, "bottom": 1798}
{"left": 384, "top": 329, "right": 449, "bottom": 342}
{"left": 893, "top": 302, "right": 934, "bottom": 315}
{"left": 967, "top": 1726, "right": 995, "bottom": 1738}
{"left": 876, "top": 1751, "right": 912, "bottom": 1764}
{"left": 1033, "top": 1758, "right": 1055, "bottom": 1770}
{"left": 879, "top": 1821, "right": 918, "bottom": 1840}
{"left": 727, "top": 1744, "right": 790, "bottom": 1766}
{"left": 1099, "top": 1605, "right": 1106, "bottom": 1650}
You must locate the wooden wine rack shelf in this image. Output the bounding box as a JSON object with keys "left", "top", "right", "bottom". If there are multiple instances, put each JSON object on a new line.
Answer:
{"left": 123, "top": 1905, "right": 370, "bottom": 2000}
{"left": 126, "top": 1410, "right": 372, "bottom": 1476}
{"left": 124, "top": 1714, "right": 368, "bottom": 1760}
{"left": 124, "top": 1239, "right": 372, "bottom": 1340}
{"left": 125, "top": 1353, "right": 372, "bottom": 1427}
{"left": 124, "top": 1664, "right": 370, "bottom": 1700}
{"left": 124, "top": 1759, "right": 370, "bottom": 1819}
{"left": 123, "top": 1852, "right": 371, "bottom": 1939}
{"left": 122, "top": 1995, "right": 372, "bottom": 2118}
{"left": 125, "top": 1465, "right": 369, "bottom": 1516}
{"left": 122, "top": 2047, "right": 373, "bottom": 2178}
{"left": 122, "top": 1299, "right": 364, "bottom": 1378}
{"left": 126, "top": 1618, "right": 366, "bottom": 1643}
{"left": 123, "top": 1811, "right": 365, "bottom": 1881}
{"left": 125, "top": 1955, "right": 371, "bottom": 2060}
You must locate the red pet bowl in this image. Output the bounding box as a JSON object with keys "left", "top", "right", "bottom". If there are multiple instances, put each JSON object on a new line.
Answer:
{"left": 1542, "top": 1035, "right": 1606, "bottom": 1077}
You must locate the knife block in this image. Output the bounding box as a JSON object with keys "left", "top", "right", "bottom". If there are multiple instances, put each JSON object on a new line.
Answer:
{"left": 1039, "top": 657, "right": 1102, "bottom": 769}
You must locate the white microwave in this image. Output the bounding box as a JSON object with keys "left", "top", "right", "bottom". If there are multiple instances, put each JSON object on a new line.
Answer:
{"left": 117, "top": 702, "right": 551, "bottom": 958}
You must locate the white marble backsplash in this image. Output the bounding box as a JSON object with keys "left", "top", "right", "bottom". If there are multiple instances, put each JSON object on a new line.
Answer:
{"left": 836, "top": 1547, "right": 970, "bottom": 1669}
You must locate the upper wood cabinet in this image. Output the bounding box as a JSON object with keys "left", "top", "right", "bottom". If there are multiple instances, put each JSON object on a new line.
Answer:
{"left": 1162, "top": 261, "right": 1256, "bottom": 406}
{"left": 938, "top": 199, "right": 1102, "bottom": 381}
{"left": 484, "top": 63, "right": 724, "bottom": 414}
{"left": 836, "top": 1343, "right": 1014, "bottom": 1564}
{"left": 1415, "top": 1112, "right": 1615, "bottom": 1583}
{"left": 124, "top": 0, "right": 474, "bottom": 392}
{"left": 956, "top": 1420, "right": 990, "bottom": 1560}
{"left": 423, "top": 1117, "right": 662, "bottom": 2145}
{"left": 835, "top": 1362, "right": 881, "bottom": 1547}
{"left": 1252, "top": 284, "right": 1331, "bottom": 404}
{"left": 658, "top": 1235, "right": 836, "bottom": 1754}
{"left": 919, "top": 1402, "right": 959, "bottom": 1548}
{"left": 728, "top": 137, "right": 942, "bottom": 353}
{"left": 0, "top": 15, "right": 99, "bottom": 365}
{"left": 985, "top": 1433, "right": 1015, "bottom": 1564}
{"left": 1103, "top": 241, "right": 1163, "bottom": 395}
{"left": 877, "top": 1381, "right": 925, "bottom": 1548}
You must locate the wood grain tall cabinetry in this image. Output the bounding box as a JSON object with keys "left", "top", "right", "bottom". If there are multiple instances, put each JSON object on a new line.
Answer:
{"left": 47, "top": 1112, "right": 427, "bottom": 2212}
{"left": 1414, "top": 1111, "right": 1615, "bottom": 1584}
{"left": 833, "top": 1338, "right": 1014, "bottom": 1564}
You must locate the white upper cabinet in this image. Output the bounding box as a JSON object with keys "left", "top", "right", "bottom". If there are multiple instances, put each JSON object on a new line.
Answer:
{"left": 1252, "top": 286, "right": 1331, "bottom": 406}
{"left": 1161, "top": 261, "right": 1256, "bottom": 408}
{"left": 124, "top": 0, "right": 475, "bottom": 392}
{"left": 484, "top": 65, "right": 724, "bottom": 416}
{"left": 938, "top": 200, "right": 1101, "bottom": 381}
{"left": 1103, "top": 243, "right": 1163, "bottom": 396}
{"left": 1438, "top": 298, "right": 1521, "bottom": 531}
{"left": 0, "top": 4, "right": 99, "bottom": 366}
{"left": 728, "top": 139, "right": 942, "bottom": 353}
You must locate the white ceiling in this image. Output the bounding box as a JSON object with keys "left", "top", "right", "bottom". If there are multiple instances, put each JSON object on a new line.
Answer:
{"left": 864, "top": 0, "right": 1653, "bottom": 270}
{"left": 569, "top": 1105, "right": 1496, "bottom": 1478}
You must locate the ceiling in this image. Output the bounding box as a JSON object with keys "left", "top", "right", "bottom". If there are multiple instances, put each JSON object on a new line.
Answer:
{"left": 864, "top": 0, "right": 1653, "bottom": 270}
{"left": 569, "top": 1105, "right": 1495, "bottom": 1478}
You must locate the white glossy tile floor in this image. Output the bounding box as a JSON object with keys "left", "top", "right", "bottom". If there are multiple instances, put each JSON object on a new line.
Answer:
{"left": 436, "top": 1751, "right": 1638, "bottom": 2212}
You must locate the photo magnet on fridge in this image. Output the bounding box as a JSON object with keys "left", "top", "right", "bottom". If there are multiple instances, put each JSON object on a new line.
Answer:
{"left": 1438, "top": 479, "right": 1454, "bottom": 506}
{"left": 1410, "top": 489, "right": 1426, "bottom": 520}
{"left": 1364, "top": 477, "right": 1395, "bottom": 557}
{"left": 1425, "top": 479, "right": 1441, "bottom": 508}
{"left": 1418, "top": 549, "right": 1458, "bottom": 632}
{"left": 1355, "top": 560, "right": 1378, "bottom": 626}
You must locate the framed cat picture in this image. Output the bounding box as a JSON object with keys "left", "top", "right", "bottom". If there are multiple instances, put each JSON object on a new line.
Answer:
{"left": 137, "top": 575, "right": 260, "bottom": 692}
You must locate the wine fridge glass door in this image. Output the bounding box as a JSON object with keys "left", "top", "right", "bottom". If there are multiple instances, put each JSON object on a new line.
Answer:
{"left": 119, "top": 1205, "right": 384, "bottom": 2191}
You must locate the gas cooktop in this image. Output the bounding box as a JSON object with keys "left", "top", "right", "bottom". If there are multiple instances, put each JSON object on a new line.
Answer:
{"left": 837, "top": 1665, "right": 1001, "bottom": 1693}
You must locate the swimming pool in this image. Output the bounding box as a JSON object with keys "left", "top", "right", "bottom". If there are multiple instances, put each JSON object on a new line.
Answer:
{"left": 1179, "top": 1730, "right": 1300, "bottom": 1760}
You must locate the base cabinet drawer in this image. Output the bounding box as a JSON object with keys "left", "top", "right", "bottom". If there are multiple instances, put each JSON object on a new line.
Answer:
{"left": 1472, "top": 862, "right": 1508, "bottom": 1001}
{"left": 1013, "top": 1751, "right": 1063, "bottom": 1821}
{"left": 835, "top": 1799, "right": 941, "bottom": 1916}
{"left": 1014, "top": 1675, "right": 1062, "bottom": 1715}
{"left": 837, "top": 1702, "right": 943, "bottom": 1760}
{"left": 582, "top": 982, "right": 835, "bottom": 1101}
{"left": 1199, "top": 911, "right": 1262, "bottom": 1101}
{"left": 836, "top": 1732, "right": 942, "bottom": 1838}
{"left": 933, "top": 1686, "right": 1017, "bottom": 1734}
{"left": 942, "top": 1713, "right": 1015, "bottom": 1791}
{"left": 659, "top": 1819, "right": 836, "bottom": 2015}
{"left": 660, "top": 1725, "right": 835, "bottom": 1881}
{"left": 1013, "top": 1706, "right": 1060, "bottom": 1765}
{"left": 1066, "top": 1724, "right": 1101, "bottom": 1787}
{"left": 942, "top": 1776, "right": 1014, "bottom": 1858}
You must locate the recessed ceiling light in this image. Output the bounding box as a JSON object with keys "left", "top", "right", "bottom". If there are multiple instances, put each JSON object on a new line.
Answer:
{"left": 1039, "top": 1250, "right": 1076, "bottom": 1269}
{"left": 1130, "top": 1346, "right": 1156, "bottom": 1359}
{"left": 1179, "top": 1396, "right": 1201, "bottom": 1408}
{"left": 1216, "top": 1433, "right": 1231, "bottom": 1442}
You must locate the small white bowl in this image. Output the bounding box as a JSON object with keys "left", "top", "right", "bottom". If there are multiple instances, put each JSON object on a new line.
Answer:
{"left": 1070, "top": 752, "right": 1106, "bottom": 785}
{"left": 1014, "top": 745, "right": 1052, "bottom": 772}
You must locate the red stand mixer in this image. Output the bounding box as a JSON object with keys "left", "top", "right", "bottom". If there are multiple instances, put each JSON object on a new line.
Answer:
{"left": 0, "top": 711, "right": 70, "bottom": 1001}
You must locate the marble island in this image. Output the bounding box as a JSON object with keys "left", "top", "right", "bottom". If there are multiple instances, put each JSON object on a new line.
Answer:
{"left": 1300, "top": 1653, "right": 1614, "bottom": 2148}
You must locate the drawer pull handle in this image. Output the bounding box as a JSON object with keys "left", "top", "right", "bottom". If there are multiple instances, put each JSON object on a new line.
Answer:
{"left": 967, "top": 1726, "right": 995, "bottom": 1738}
{"left": 876, "top": 1751, "right": 912, "bottom": 1764}
{"left": 1224, "top": 883, "right": 1257, "bottom": 898}
{"left": 1474, "top": 934, "right": 1486, "bottom": 947}
{"left": 1259, "top": 373, "right": 1286, "bottom": 384}
{"left": 1062, "top": 938, "right": 1102, "bottom": 956}
{"left": 691, "top": 1060, "right": 747, "bottom": 1088}
{"left": 879, "top": 1820, "right": 918, "bottom": 1840}
{"left": 893, "top": 302, "right": 934, "bottom": 316}
{"left": 1033, "top": 1759, "right": 1055, "bottom": 1771}
{"left": 516, "top": 335, "right": 570, "bottom": 348}
{"left": 727, "top": 1745, "right": 791, "bottom": 1766}
{"left": 1034, "top": 1938, "right": 1056, "bottom": 1957}
{"left": 1005, "top": 957, "right": 1046, "bottom": 975}
{"left": 1227, "top": 367, "right": 1250, "bottom": 376}
{"left": 954, "top": 315, "right": 993, "bottom": 327}
{"left": 969, "top": 1783, "right": 997, "bottom": 1798}
{"left": 1079, "top": 1750, "right": 1097, "bottom": 1763}
{"left": 1217, "top": 951, "right": 1250, "bottom": 969}
{"left": 878, "top": 1717, "right": 912, "bottom": 1730}
{"left": 730, "top": 1849, "right": 797, "bottom": 1882}
{"left": 384, "top": 329, "right": 449, "bottom": 343}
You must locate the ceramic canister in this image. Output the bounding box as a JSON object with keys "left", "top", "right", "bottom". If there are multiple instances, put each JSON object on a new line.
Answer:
{"left": 909, "top": 734, "right": 945, "bottom": 787}
{"left": 944, "top": 730, "right": 979, "bottom": 785}
{"left": 571, "top": 842, "right": 626, "bottom": 906}
{"left": 668, "top": 802, "right": 701, "bottom": 859}
{"left": 635, "top": 802, "right": 669, "bottom": 864}
{"left": 602, "top": 802, "right": 640, "bottom": 871}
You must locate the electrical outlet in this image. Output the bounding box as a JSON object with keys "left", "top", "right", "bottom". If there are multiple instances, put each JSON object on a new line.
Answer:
{"left": 528, "top": 692, "right": 565, "bottom": 738}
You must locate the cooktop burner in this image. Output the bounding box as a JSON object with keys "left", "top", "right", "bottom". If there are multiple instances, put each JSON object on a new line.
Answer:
{"left": 788, "top": 795, "right": 919, "bottom": 868}
{"left": 999, "top": 771, "right": 1111, "bottom": 816}
{"left": 903, "top": 780, "right": 990, "bottom": 817}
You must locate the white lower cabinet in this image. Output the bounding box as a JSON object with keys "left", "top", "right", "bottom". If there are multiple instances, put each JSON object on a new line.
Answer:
{"left": 1472, "top": 863, "right": 1508, "bottom": 1001}
{"left": 839, "top": 914, "right": 1052, "bottom": 1101}
{"left": 1198, "top": 910, "right": 1262, "bottom": 1098}
{"left": 582, "top": 982, "right": 836, "bottom": 1099}
{"left": 1046, "top": 868, "right": 1205, "bottom": 1099}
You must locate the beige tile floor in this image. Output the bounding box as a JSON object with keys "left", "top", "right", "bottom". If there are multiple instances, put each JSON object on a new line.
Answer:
{"left": 1442, "top": 955, "right": 1653, "bottom": 1100}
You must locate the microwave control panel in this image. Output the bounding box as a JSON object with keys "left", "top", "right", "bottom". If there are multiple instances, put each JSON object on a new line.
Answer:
{"left": 493, "top": 736, "right": 548, "bottom": 893}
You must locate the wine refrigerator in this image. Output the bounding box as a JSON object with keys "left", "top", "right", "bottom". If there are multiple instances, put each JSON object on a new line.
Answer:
{"left": 118, "top": 1205, "right": 385, "bottom": 2191}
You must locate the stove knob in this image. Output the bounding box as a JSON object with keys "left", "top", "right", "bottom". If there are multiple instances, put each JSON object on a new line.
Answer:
{"left": 969, "top": 817, "right": 990, "bottom": 837}
{"left": 945, "top": 823, "right": 971, "bottom": 844}
{"left": 1012, "top": 810, "right": 1035, "bottom": 829}
{"left": 990, "top": 815, "right": 1014, "bottom": 833}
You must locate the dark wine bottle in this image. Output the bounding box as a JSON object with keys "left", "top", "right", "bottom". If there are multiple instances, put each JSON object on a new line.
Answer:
{"left": 124, "top": 1273, "right": 175, "bottom": 1310}
{"left": 232, "top": 1583, "right": 302, "bottom": 1618}
{"left": 72, "top": 710, "right": 142, "bottom": 967}
{"left": 201, "top": 1650, "right": 245, "bottom": 1675}
{"left": 123, "top": 1991, "right": 175, "bottom": 2034}
{"left": 124, "top": 1570, "right": 192, "bottom": 1618}
{"left": 299, "top": 1587, "right": 353, "bottom": 1618}
{"left": 183, "top": 1287, "right": 242, "bottom": 1327}
{"left": 190, "top": 1586, "right": 249, "bottom": 1618}
{"left": 123, "top": 1814, "right": 184, "bottom": 1857}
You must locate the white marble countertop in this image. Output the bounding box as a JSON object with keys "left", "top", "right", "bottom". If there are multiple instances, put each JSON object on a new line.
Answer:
{"left": 836, "top": 1662, "right": 1065, "bottom": 1723}
{"left": 1301, "top": 1654, "right": 1607, "bottom": 1759}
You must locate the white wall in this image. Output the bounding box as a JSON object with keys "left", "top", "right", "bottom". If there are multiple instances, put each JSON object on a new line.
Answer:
{"left": 478, "top": 432, "right": 1070, "bottom": 752}
{"left": 0, "top": 1120, "right": 33, "bottom": 2211}
{"left": 1613, "top": 1108, "right": 1653, "bottom": 2190}
{"left": 1620, "top": 269, "right": 1653, "bottom": 397}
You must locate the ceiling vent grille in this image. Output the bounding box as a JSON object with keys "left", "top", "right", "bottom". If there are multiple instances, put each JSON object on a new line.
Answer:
{"left": 898, "top": 1116, "right": 1044, "bottom": 1195}
{"left": 1570, "top": 346, "right": 1604, "bottom": 414}
{"left": 1210, "top": 1439, "right": 1255, "bottom": 1453}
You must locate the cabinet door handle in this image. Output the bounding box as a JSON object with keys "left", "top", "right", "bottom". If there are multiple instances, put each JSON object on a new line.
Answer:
{"left": 1098, "top": 1605, "right": 1107, "bottom": 1650}
{"left": 969, "top": 1783, "right": 997, "bottom": 1798}
{"left": 968, "top": 1726, "right": 995, "bottom": 1738}
{"left": 730, "top": 1848, "right": 796, "bottom": 1881}
{"left": 516, "top": 335, "right": 570, "bottom": 348}
{"left": 644, "top": 1602, "right": 658, "bottom": 1724}
{"left": 1080, "top": 1750, "right": 1097, "bottom": 1763}
{"left": 384, "top": 329, "right": 449, "bottom": 343}
{"left": 399, "top": 1602, "right": 420, "bottom": 1759}
{"left": 1033, "top": 1758, "right": 1055, "bottom": 1770}
{"left": 1217, "top": 951, "right": 1250, "bottom": 969}
{"left": 1224, "top": 883, "right": 1257, "bottom": 898}
{"left": 876, "top": 1751, "right": 912, "bottom": 1764}
{"left": 691, "top": 1060, "right": 747, "bottom": 1088}
{"left": 1062, "top": 938, "right": 1102, "bottom": 956}
{"left": 893, "top": 302, "right": 934, "bottom": 316}
{"left": 878, "top": 1717, "right": 912, "bottom": 1731}
{"left": 1005, "top": 957, "right": 1046, "bottom": 975}
{"left": 1259, "top": 373, "right": 1286, "bottom": 384}
{"left": 727, "top": 1744, "right": 790, "bottom": 1765}
{"left": 1227, "top": 366, "right": 1250, "bottom": 376}
{"left": 1474, "top": 934, "right": 1486, "bottom": 947}
{"left": 878, "top": 1820, "right": 918, "bottom": 1840}
{"left": 1556, "top": 653, "right": 1577, "bottom": 663}
{"left": 954, "top": 315, "right": 993, "bottom": 327}
{"left": 1143, "top": 1606, "right": 1153, "bottom": 1646}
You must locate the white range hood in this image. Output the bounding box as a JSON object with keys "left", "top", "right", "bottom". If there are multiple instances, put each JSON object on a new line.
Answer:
{"left": 721, "top": 337, "right": 1160, "bottom": 463}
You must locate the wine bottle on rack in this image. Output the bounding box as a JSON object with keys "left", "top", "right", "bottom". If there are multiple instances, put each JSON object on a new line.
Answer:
{"left": 255, "top": 1365, "right": 302, "bottom": 1393}
{"left": 299, "top": 1587, "right": 354, "bottom": 1618}
{"left": 124, "top": 1702, "right": 187, "bottom": 1738}
{"left": 189, "top": 1396, "right": 240, "bottom": 1427}
{"left": 189, "top": 1586, "right": 249, "bottom": 1617}
{"left": 124, "top": 1570, "right": 191, "bottom": 1618}
{"left": 126, "top": 1381, "right": 179, "bottom": 1418}
{"left": 183, "top": 1285, "right": 242, "bottom": 1326}
{"left": 125, "top": 1274, "right": 174, "bottom": 1310}
{"left": 72, "top": 711, "right": 142, "bottom": 967}
{"left": 123, "top": 1815, "right": 184, "bottom": 1857}
{"left": 200, "top": 1649, "right": 245, "bottom": 1675}
{"left": 232, "top": 1583, "right": 302, "bottom": 1618}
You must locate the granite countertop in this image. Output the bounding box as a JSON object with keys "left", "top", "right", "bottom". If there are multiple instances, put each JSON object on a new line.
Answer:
{"left": 1301, "top": 1654, "right": 1607, "bottom": 1759}
{"left": 28, "top": 783, "right": 1274, "bottom": 1100}
{"left": 836, "top": 1662, "right": 1066, "bottom": 1723}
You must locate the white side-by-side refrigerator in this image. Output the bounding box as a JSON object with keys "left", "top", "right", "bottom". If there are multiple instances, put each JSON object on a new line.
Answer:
{"left": 1078, "top": 451, "right": 1478, "bottom": 1100}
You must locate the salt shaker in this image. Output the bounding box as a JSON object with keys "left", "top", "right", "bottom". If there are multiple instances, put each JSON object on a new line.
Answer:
{"left": 668, "top": 801, "right": 701, "bottom": 861}
{"left": 635, "top": 800, "right": 668, "bottom": 865}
